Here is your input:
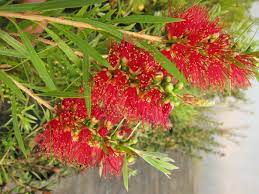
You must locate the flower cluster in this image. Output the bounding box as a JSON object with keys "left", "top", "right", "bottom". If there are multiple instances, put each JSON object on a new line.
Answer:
{"left": 108, "top": 41, "right": 169, "bottom": 87}
{"left": 36, "top": 5, "right": 257, "bottom": 178}
{"left": 36, "top": 41, "right": 174, "bottom": 176}
{"left": 162, "top": 5, "right": 256, "bottom": 90}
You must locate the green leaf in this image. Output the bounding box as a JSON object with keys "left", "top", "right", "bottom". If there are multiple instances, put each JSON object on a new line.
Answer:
{"left": 11, "top": 96, "right": 27, "bottom": 157}
{"left": 0, "top": 48, "right": 24, "bottom": 58}
{"left": 0, "top": 0, "right": 105, "bottom": 12}
{"left": 12, "top": 22, "right": 57, "bottom": 90}
{"left": 130, "top": 148, "right": 178, "bottom": 178}
{"left": 139, "top": 41, "right": 187, "bottom": 83}
{"left": 69, "top": 17, "right": 123, "bottom": 40}
{"left": 40, "top": 90, "right": 83, "bottom": 98}
{"left": 82, "top": 56, "right": 92, "bottom": 117}
{"left": 110, "top": 15, "right": 183, "bottom": 24}
{"left": 53, "top": 24, "right": 112, "bottom": 68}
{"left": 0, "top": 172, "right": 2, "bottom": 185}
{"left": 122, "top": 155, "right": 129, "bottom": 191}
{"left": 44, "top": 27, "right": 80, "bottom": 65}
{"left": 0, "top": 29, "right": 27, "bottom": 56}
{"left": 1, "top": 167, "right": 8, "bottom": 183}
{"left": 0, "top": 71, "right": 25, "bottom": 100}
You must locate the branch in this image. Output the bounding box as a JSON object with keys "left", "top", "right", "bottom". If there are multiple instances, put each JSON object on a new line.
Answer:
{"left": 11, "top": 78, "right": 54, "bottom": 111}
{"left": 0, "top": 11, "right": 164, "bottom": 43}
{"left": 10, "top": 32, "right": 85, "bottom": 57}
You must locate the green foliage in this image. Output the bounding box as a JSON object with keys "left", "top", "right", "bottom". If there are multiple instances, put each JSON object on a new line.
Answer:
{"left": 0, "top": 0, "right": 257, "bottom": 192}
{"left": 130, "top": 148, "right": 178, "bottom": 177}
{"left": 122, "top": 155, "right": 129, "bottom": 191}
{"left": 137, "top": 103, "right": 223, "bottom": 157}
{"left": 0, "top": 0, "right": 105, "bottom": 12}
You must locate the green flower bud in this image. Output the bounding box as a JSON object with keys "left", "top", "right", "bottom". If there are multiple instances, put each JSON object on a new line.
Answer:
{"left": 165, "top": 76, "right": 172, "bottom": 83}
{"left": 174, "top": 101, "right": 181, "bottom": 107}
{"left": 165, "top": 83, "right": 174, "bottom": 94}
{"left": 129, "top": 137, "right": 138, "bottom": 145}
{"left": 127, "top": 156, "right": 137, "bottom": 165}
{"left": 175, "top": 82, "right": 184, "bottom": 90}
{"left": 153, "top": 72, "right": 164, "bottom": 84}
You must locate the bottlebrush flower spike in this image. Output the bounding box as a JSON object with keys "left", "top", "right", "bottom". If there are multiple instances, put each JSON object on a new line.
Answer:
{"left": 92, "top": 69, "right": 172, "bottom": 127}
{"left": 108, "top": 41, "right": 168, "bottom": 87}
{"left": 36, "top": 40, "right": 176, "bottom": 176}
{"left": 36, "top": 98, "right": 124, "bottom": 176}
{"left": 166, "top": 5, "right": 221, "bottom": 45}
{"left": 163, "top": 5, "right": 257, "bottom": 90}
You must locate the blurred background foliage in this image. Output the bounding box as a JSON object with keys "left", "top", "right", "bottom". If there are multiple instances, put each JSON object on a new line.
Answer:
{"left": 0, "top": 0, "right": 258, "bottom": 193}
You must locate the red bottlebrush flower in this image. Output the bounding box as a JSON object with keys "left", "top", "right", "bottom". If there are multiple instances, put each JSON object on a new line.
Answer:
{"left": 36, "top": 40, "right": 175, "bottom": 177}
{"left": 98, "top": 127, "right": 109, "bottom": 137}
{"left": 92, "top": 68, "right": 172, "bottom": 127}
{"left": 36, "top": 108, "right": 124, "bottom": 176}
{"left": 163, "top": 6, "right": 257, "bottom": 90}
{"left": 166, "top": 5, "right": 221, "bottom": 44}
{"left": 36, "top": 121, "right": 93, "bottom": 166}
{"left": 118, "top": 126, "right": 132, "bottom": 139}
{"left": 108, "top": 41, "right": 167, "bottom": 87}
{"left": 101, "top": 147, "right": 124, "bottom": 176}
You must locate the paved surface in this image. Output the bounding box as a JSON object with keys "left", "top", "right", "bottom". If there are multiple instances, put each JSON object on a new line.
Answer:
{"left": 194, "top": 80, "right": 259, "bottom": 194}
{"left": 53, "top": 151, "right": 193, "bottom": 194}
{"left": 194, "top": 4, "right": 259, "bottom": 194}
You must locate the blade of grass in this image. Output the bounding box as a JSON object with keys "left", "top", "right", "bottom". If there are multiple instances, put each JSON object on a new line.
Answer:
{"left": 53, "top": 24, "right": 112, "bottom": 68}
{"left": 122, "top": 155, "right": 129, "bottom": 191}
{"left": 0, "top": 29, "right": 28, "bottom": 56}
{"left": 11, "top": 95, "right": 27, "bottom": 157}
{"left": 109, "top": 15, "right": 183, "bottom": 24}
{"left": 0, "top": 48, "right": 24, "bottom": 58}
{"left": 68, "top": 17, "right": 123, "bottom": 40}
{"left": 40, "top": 90, "right": 83, "bottom": 98}
{"left": 12, "top": 21, "right": 57, "bottom": 90}
{"left": 44, "top": 26, "right": 80, "bottom": 65}
{"left": 82, "top": 56, "right": 91, "bottom": 117}
{"left": 0, "top": 71, "right": 25, "bottom": 100}
{"left": 0, "top": 0, "right": 105, "bottom": 12}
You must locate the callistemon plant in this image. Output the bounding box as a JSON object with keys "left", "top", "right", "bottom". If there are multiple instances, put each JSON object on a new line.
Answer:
{"left": 33, "top": 4, "right": 257, "bottom": 191}
{"left": 36, "top": 41, "right": 177, "bottom": 182}
{"left": 161, "top": 5, "right": 257, "bottom": 90}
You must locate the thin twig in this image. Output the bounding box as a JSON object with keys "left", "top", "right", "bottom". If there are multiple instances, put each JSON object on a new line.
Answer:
{"left": 0, "top": 11, "right": 164, "bottom": 43}
{"left": 127, "top": 121, "right": 141, "bottom": 140}
{"left": 0, "top": 64, "right": 12, "bottom": 70}
{"left": 11, "top": 78, "right": 54, "bottom": 111}
{"left": 11, "top": 32, "right": 85, "bottom": 57}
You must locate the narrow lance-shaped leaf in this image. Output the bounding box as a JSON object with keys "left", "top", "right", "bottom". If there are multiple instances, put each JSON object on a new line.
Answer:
{"left": 0, "top": 172, "right": 2, "bottom": 185}
{"left": 122, "top": 155, "right": 129, "bottom": 191}
{"left": 0, "top": 29, "right": 28, "bottom": 56}
{"left": 129, "top": 148, "right": 178, "bottom": 178}
{"left": 12, "top": 21, "right": 57, "bottom": 90}
{"left": 0, "top": 71, "right": 25, "bottom": 100}
{"left": 0, "top": 0, "right": 105, "bottom": 12}
{"left": 40, "top": 90, "right": 84, "bottom": 98}
{"left": 11, "top": 96, "right": 27, "bottom": 157}
{"left": 0, "top": 48, "right": 24, "bottom": 58}
{"left": 69, "top": 17, "right": 123, "bottom": 40}
{"left": 82, "top": 56, "right": 91, "bottom": 117}
{"left": 44, "top": 27, "right": 80, "bottom": 65}
{"left": 139, "top": 41, "right": 187, "bottom": 83}
{"left": 53, "top": 24, "right": 112, "bottom": 68}
{"left": 109, "top": 15, "right": 183, "bottom": 24}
